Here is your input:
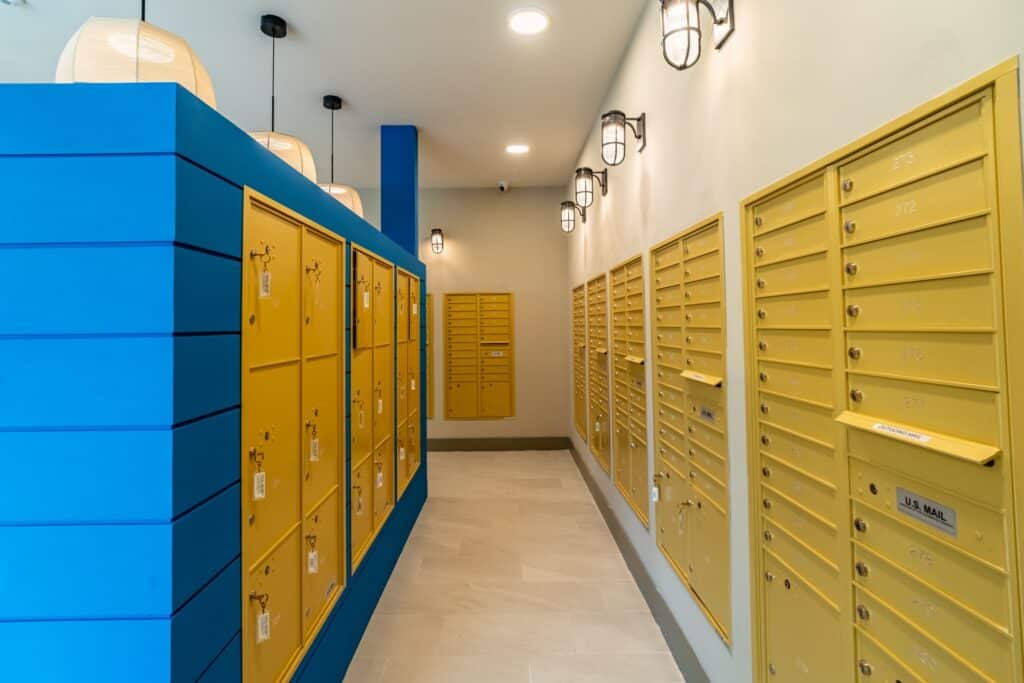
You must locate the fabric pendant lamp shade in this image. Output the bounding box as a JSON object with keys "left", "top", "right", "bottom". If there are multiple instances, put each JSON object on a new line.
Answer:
{"left": 250, "top": 131, "right": 317, "bottom": 182}
{"left": 319, "top": 183, "right": 365, "bottom": 218}
{"left": 56, "top": 18, "right": 217, "bottom": 109}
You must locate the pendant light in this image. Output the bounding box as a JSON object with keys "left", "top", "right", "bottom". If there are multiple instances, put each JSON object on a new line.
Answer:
{"left": 561, "top": 201, "right": 586, "bottom": 233}
{"left": 318, "top": 94, "right": 365, "bottom": 219}
{"left": 249, "top": 14, "right": 317, "bottom": 182}
{"left": 55, "top": 0, "right": 217, "bottom": 108}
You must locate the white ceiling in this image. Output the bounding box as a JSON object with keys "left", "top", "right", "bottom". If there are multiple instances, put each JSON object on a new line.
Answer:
{"left": 0, "top": 0, "right": 647, "bottom": 188}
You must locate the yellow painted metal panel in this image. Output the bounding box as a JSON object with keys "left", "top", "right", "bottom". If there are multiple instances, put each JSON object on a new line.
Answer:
{"left": 350, "top": 455, "right": 373, "bottom": 567}
{"left": 372, "top": 259, "right": 394, "bottom": 348}
{"left": 301, "top": 489, "right": 341, "bottom": 639}
{"left": 396, "top": 272, "right": 410, "bottom": 344}
{"left": 301, "top": 355, "right": 340, "bottom": 510}
{"left": 353, "top": 250, "right": 374, "bottom": 350}
{"left": 426, "top": 293, "right": 434, "bottom": 419}
{"left": 752, "top": 213, "right": 828, "bottom": 265}
{"left": 301, "top": 230, "right": 340, "bottom": 358}
{"left": 244, "top": 529, "right": 302, "bottom": 683}
{"left": 372, "top": 440, "right": 394, "bottom": 530}
{"left": 443, "top": 292, "right": 515, "bottom": 419}
{"left": 855, "top": 631, "right": 923, "bottom": 683}
{"left": 350, "top": 349, "right": 373, "bottom": 463}
{"left": 446, "top": 381, "right": 478, "bottom": 418}
{"left": 397, "top": 343, "right": 408, "bottom": 423}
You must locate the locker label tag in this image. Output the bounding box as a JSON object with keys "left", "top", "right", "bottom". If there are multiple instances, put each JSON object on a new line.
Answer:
{"left": 411, "top": 379, "right": 416, "bottom": 391}
{"left": 651, "top": 486, "right": 660, "bottom": 503}
{"left": 257, "top": 611, "right": 271, "bottom": 643}
{"left": 897, "top": 487, "right": 957, "bottom": 537}
{"left": 376, "top": 469, "right": 384, "bottom": 488}
{"left": 412, "top": 303, "right": 418, "bottom": 314}
{"left": 253, "top": 472, "right": 267, "bottom": 501}
{"left": 873, "top": 422, "right": 931, "bottom": 444}
{"left": 307, "top": 550, "right": 320, "bottom": 574}
{"left": 378, "top": 399, "right": 383, "bottom": 414}
{"left": 259, "top": 271, "right": 272, "bottom": 298}
{"left": 399, "top": 447, "right": 406, "bottom": 461}
{"left": 310, "top": 437, "right": 320, "bottom": 462}
{"left": 363, "top": 291, "right": 370, "bottom": 309}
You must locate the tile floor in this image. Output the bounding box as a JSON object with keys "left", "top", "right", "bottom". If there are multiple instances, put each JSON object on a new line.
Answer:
{"left": 343, "top": 450, "right": 684, "bottom": 683}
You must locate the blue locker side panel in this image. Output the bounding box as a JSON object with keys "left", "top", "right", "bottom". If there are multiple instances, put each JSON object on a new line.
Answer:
{"left": 172, "top": 560, "right": 241, "bottom": 683}
{"left": 198, "top": 632, "right": 241, "bottom": 682}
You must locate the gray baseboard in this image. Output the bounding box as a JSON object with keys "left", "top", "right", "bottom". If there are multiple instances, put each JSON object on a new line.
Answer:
{"left": 568, "top": 444, "right": 711, "bottom": 683}
{"left": 427, "top": 437, "right": 572, "bottom": 452}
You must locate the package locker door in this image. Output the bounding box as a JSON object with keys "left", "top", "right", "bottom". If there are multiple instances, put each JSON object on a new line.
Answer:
{"left": 573, "top": 284, "right": 588, "bottom": 441}
{"left": 244, "top": 529, "right": 302, "bottom": 683}
{"left": 587, "top": 275, "right": 611, "bottom": 472}
{"left": 372, "top": 344, "right": 394, "bottom": 448}
{"left": 300, "top": 489, "right": 341, "bottom": 639}
{"left": 426, "top": 293, "right": 434, "bottom": 419}
{"left": 350, "top": 455, "right": 373, "bottom": 564}
{"left": 445, "top": 294, "right": 479, "bottom": 418}
{"left": 353, "top": 249, "right": 374, "bottom": 350}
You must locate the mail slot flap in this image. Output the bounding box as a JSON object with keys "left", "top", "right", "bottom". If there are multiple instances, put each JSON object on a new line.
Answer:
{"left": 836, "top": 411, "right": 999, "bottom": 466}
{"left": 854, "top": 630, "right": 922, "bottom": 683}
{"left": 754, "top": 250, "right": 829, "bottom": 297}
{"left": 682, "top": 224, "right": 720, "bottom": 259}
{"left": 753, "top": 290, "right": 830, "bottom": 329}
{"left": 759, "top": 423, "right": 838, "bottom": 486}
{"left": 681, "top": 370, "right": 723, "bottom": 387}
{"left": 753, "top": 174, "right": 827, "bottom": 234}
{"left": 625, "top": 355, "right": 645, "bottom": 365}
{"left": 762, "top": 522, "right": 841, "bottom": 607}
{"left": 753, "top": 212, "right": 828, "bottom": 265}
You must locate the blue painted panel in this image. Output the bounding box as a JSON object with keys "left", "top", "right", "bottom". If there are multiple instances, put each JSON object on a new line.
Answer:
{"left": 175, "top": 248, "right": 241, "bottom": 333}
{"left": 0, "top": 619, "right": 170, "bottom": 682}
{"left": 172, "top": 560, "right": 240, "bottom": 683}
{"left": 174, "top": 158, "right": 243, "bottom": 258}
{"left": 173, "top": 335, "right": 240, "bottom": 425}
{"left": 172, "top": 484, "right": 240, "bottom": 611}
{"left": 198, "top": 632, "right": 241, "bottom": 682}
{"left": 380, "top": 125, "right": 419, "bottom": 256}
{"left": 173, "top": 409, "right": 240, "bottom": 516}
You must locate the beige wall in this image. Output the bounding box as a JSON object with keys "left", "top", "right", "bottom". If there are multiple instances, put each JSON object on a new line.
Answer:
{"left": 417, "top": 187, "right": 570, "bottom": 439}
{"left": 567, "top": 2, "right": 1024, "bottom": 681}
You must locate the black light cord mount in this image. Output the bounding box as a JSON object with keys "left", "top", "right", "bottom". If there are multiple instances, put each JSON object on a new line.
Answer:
{"left": 260, "top": 14, "right": 287, "bottom": 131}
{"left": 323, "top": 94, "right": 343, "bottom": 184}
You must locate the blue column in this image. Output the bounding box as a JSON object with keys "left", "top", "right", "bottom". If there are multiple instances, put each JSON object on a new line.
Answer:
{"left": 380, "top": 125, "right": 419, "bottom": 255}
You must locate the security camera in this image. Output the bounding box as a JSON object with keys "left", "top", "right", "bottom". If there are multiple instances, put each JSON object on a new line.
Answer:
{"left": 498, "top": 181, "right": 510, "bottom": 193}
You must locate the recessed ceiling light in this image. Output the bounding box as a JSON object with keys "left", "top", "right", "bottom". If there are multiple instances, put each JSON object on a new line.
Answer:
{"left": 508, "top": 8, "right": 549, "bottom": 35}
{"left": 506, "top": 144, "right": 530, "bottom": 155}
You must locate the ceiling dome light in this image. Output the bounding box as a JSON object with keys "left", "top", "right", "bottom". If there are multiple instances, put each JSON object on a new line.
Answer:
{"left": 509, "top": 8, "right": 549, "bottom": 35}
{"left": 505, "top": 144, "right": 530, "bottom": 155}
{"left": 55, "top": 17, "right": 217, "bottom": 108}
{"left": 318, "top": 94, "right": 365, "bottom": 219}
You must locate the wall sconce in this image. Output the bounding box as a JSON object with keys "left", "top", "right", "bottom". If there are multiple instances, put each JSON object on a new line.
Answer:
{"left": 601, "top": 110, "right": 646, "bottom": 166}
{"left": 561, "top": 201, "right": 586, "bottom": 233}
{"left": 575, "top": 167, "right": 608, "bottom": 209}
{"left": 659, "top": 0, "right": 735, "bottom": 71}
{"left": 430, "top": 228, "right": 445, "bottom": 254}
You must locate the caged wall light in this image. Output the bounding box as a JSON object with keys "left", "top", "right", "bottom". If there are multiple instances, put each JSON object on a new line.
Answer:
{"left": 560, "top": 201, "right": 586, "bottom": 233}
{"left": 574, "top": 167, "right": 608, "bottom": 209}
{"left": 430, "top": 228, "right": 445, "bottom": 254}
{"left": 600, "top": 110, "right": 646, "bottom": 166}
{"left": 659, "top": 0, "right": 735, "bottom": 71}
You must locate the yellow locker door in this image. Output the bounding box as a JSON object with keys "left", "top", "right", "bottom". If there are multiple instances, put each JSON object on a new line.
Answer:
{"left": 409, "top": 278, "right": 421, "bottom": 342}
{"left": 372, "top": 440, "right": 394, "bottom": 528}
{"left": 396, "top": 272, "right": 410, "bottom": 344}
{"left": 479, "top": 381, "right": 512, "bottom": 417}
{"left": 301, "top": 355, "right": 340, "bottom": 510}
{"left": 373, "top": 345, "right": 394, "bottom": 447}
{"left": 352, "top": 249, "right": 374, "bottom": 350}
{"left": 397, "top": 343, "right": 409, "bottom": 423}
{"left": 350, "top": 456, "right": 373, "bottom": 567}
{"left": 629, "top": 436, "right": 649, "bottom": 522}
{"left": 243, "top": 364, "right": 301, "bottom": 559}
{"left": 350, "top": 349, "right": 373, "bottom": 464}
{"left": 655, "top": 464, "right": 691, "bottom": 579}
{"left": 408, "top": 340, "right": 421, "bottom": 419}
{"left": 373, "top": 260, "right": 394, "bottom": 348}
{"left": 244, "top": 529, "right": 301, "bottom": 683}
{"left": 301, "top": 230, "right": 340, "bottom": 358}
{"left": 613, "top": 409, "right": 631, "bottom": 494}
{"left": 426, "top": 293, "right": 434, "bottom": 419}
{"left": 301, "top": 489, "right": 341, "bottom": 638}
{"left": 244, "top": 203, "right": 301, "bottom": 368}
{"left": 447, "top": 381, "right": 479, "bottom": 418}
{"left": 407, "top": 417, "right": 421, "bottom": 472}
{"left": 689, "top": 491, "right": 731, "bottom": 637}
{"left": 396, "top": 419, "right": 410, "bottom": 495}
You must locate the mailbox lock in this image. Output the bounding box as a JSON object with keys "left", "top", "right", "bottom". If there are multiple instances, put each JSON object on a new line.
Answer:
{"left": 685, "top": 313, "right": 693, "bottom": 322}
{"left": 755, "top": 247, "right": 765, "bottom": 257}
{"left": 756, "top": 278, "right": 767, "bottom": 289}
{"left": 844, "top": 220, "right": 857, "bottom": 234}
{"left": 848, "top": 347, "right": 863, "bottom": 360}
{"left": 768, "top": 663, "right": 777, "bottom": 676}
{"left": 847, "top": 304, "right": 861, "bottom": 318}
{"left": 755, "top": 216, "right": 763, "bottom": 227}
{"left": 856, "top": 604, "right": 871, "bottom": 621}
{"left": 858, "top": 660, "right": 873, "bottom": 676}
{"left": 850, "top": 389, "right": 864, "bottom": 403}
{"left": 685, "top": 336, "right": 693, "bottom": 344}
{"left": 758, "top": 341, "right": 768, "bottom": 352}
{"left": 762, "top": 466, "right": 771, "bottom": 478}
{"left": 761, "top": 434, "right": 771, "bottom": 446}
{"left": 764, "top": 571, "right": 775, "bottom": 583}
{"left": 762, "top": 498, "right": 772, "bottom": 510}
{"left": 689, "top": 471, "right": 696, "bottom": 480}
{"left": 842, "top": 179, "right": 854, "bottom": 192}
{"left": 759, "top": 403, "right": 770, "bottom": 415}
{"left": 763, "top": 530, "right": 774, "bottom": 542}
{"left": 757, "top": 308, "right": 767, "bottom": 320}
{"left": 855, "top": 561, "right": 870, "bottom": 578}
{"left": 854, "top": 517, "right": 869, "bottom": 533}
{"left": 845, "top": 262, "right": 859, "bottom": 276}
{"left": 759, "top": 371, "right": 769, "bottom": 383}
{"left": 249, "top": 591, "right": 270, "bottom": 612}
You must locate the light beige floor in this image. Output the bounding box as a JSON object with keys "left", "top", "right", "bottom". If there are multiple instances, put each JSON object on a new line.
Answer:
{"left": 343, "top": 450, "right": 684, "bottom": 683}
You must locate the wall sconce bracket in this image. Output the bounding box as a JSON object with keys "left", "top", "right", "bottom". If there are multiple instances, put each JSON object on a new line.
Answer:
{"left": 701, "top": 0, "right": 735, "bottom": 48}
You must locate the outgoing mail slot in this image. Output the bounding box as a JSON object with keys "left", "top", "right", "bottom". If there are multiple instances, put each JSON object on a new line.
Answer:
{"left": 850, "top": 502, "right": 1010, "bottom": 628}
{"left": 762, "top": 551, "right": 843, "bottom": 683}
{"left": 852, "top": 587, "right": 989, "bottom": 683}
{"left": 756, "top": 329, "right": 832, "bottom": 367}
{"left": 683, "top": 327, "right": 723, "bottom": 353}
{"left": 752, "top": 213, "right": 827, "bottom": 264}
{"left": 685, "top": 276, "right": 722, "bottom": 305}
{"left": 656, "top": 346, "right": 684, "bottom": 369}
{"left": 846, "top": 428, "right": 1004, "bottom": 509}
{"left": 759, "top": 423, "right": 837, "bottom": 485}
{"left": 762, "top": 521, "right": 841, "bottom": 605}
{"left": 654, "top": 241, "right": 683, "bottom": 269}
{"left": 846, "top": 330, "right": 997, "bottom": 388}
{"left": 245, "top": 529, "right": 301, "bottom": 683}
{"left": 684, "top": 349, "right": 724, "bottom": 380}
{"left": 684, "top": 302, "right": 722, "bottom": 328}
{"left": 850, "top": 458, "right": 1007, "bottom": 568}
{"left": 762, "top": 484, "right": 839, "bottom": 561}
{"left": 855, "top": 631, "right": 920, "bottom": 683}
{"left": 301, "top": 489, "right": 341, "bottom": 638}
{"left": 682, "top": 250, "right": 720, "bottom": 283}
{"left": 655, "top": 307, "right": 684, "bottom": 327}
{"left": 754, "top": 290, "right": 830, "bottom": 328}
{"left": 759, "top": 392, "right": 835, "bottom": 449}
{"left": 757, "top": 361, "right": 832, "bottom": 406}
{"left": 842, "top": 216, "right": 992, "bottom": 288}
{"left": 838, "top": 99, "right": 986, "bottom": 204}
{"left": 840, "top": 158, "right": 988, "bottom": 246}
{"left": 753, "top": 174, "right": 826, "bottom": 234}
{"left": 853, "top": 545, "right": 1013, "bottom": 682}
{"left": 762, "top": 454, "right": 837, "bottom": 521}
{"left": 653, "top": 262, "right": 682, "bottom": 288}
{"left": 846, "top": 374, "right": 999, "bottom": 446}
{"left": 754, "top": 251, "right": 829, "bottom": 297}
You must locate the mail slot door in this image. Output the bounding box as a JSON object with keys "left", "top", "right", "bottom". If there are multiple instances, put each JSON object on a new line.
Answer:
{"left": 614, "top": 415, "right": 631, "bottom": 493}
{"left": 372, "top": 346, "right": 394, "bottom": 446}
{"left": 761, "top": 517, "right": 841, "bottom": 606}
{"left": 654, "top": 306, "right": 683, "bottom": 327}
{"left": 843, "top": 274, "right": 995, "bottom": 331}
{"left": 480, "top": 381, "right": 512, "bottom": 417}
{"left": 752, "top": 213, "right": 827, "bottom": 264}
{"left": 762, "top": 483, "right": 839, "bottom": 562}
{"left": 396, "top": 273, "right": 410, "bottom": 343}
{"left": 302, "top": 355, "right": 340, "bottom": 506}
{"left": 754, "top": 252, "right": 829, "bottom": 298}
{"left": 630, "top": 436, "right": 649, "bottom": 518}
{"left": 397, "top": 347, "right": 408, "bottom": 422}
{"left": 845, "top": 330, "right": 997, "bottom": 388}
{"left": 372, "top": 260, "right": 394, "bottom": 347}
{"left": 407, "top": 342, "right": 421, "bottom": 416}
{"left": 762, "top": 553, "right": 843, "bottom": 683}
{"left": 682, "top": 250, "right": 720, "bottom": 283}
{"left": 682, "top": 225, "right": 719, "bottom": 259}
{"left": 655, "top": 465, "right": 691, "bottom": 576}
{"left": 301, "top": 230, "right": 340, "bottom": 358}
{"left": 684, "top": 350, "right": 724, "bottom": 381}
{"left": 350, "top": 456, "right": 373, "bottom": 564}
{"left": 855, "top": 632, "right": 920, "bottom": 683}
{"left": 409, "top": 278, "right": 421, "bottom": 341}
{"left": 755, "top": 329, "right": 832, "bottom": 367}
{"left": 352, "top": 250, "right": 374, "bottom": 350}
{"left": 653, "top": 240, "right": 682, "bottom": 269}
{"left": 689, "top": 491, "right": 730, "bottom": 634}
{"left": 758, "top": 423, "right": 837, "bottom": 486}
{"left": 757, "top": 361, "right": 832, "bottom": 406}
{"left": 407, "top": 417, "right": 421, "bottom": 471}
{"left": 350, "top": 349, "right": 373, "bottom": 462}
{"left": 245, "top": 529, "right": 302, "bottom": 683}
{"left": 301, "top": 490, "right": 341, "bottom": 638}
{"left": 447, "top": 381, "right": 478, "bottom": 418}
{"left": 683, "top": 302, "right": 721, "bottom": 328}
{"left": 753, "top": 291, "right": 830, "bottom": 328}
{"left": 758, "top": 392, "right": 835, "bottom": 446}
{"left": 245, "top": 205, "right": 301, "bottom": 367}
{"left": 752, "top": 174, "right": 826, "bottom": 234}
{"left": 244, "top": 364, "right": 301, "bottom": 559}
{"left": 372, "top": 440, "right": 394, "bottom": 527}
{"left": 683, "top": 275, "right": 722, "bottom": 305}
{"left": 652, "top": 262, "right": 682, "bottom": 288}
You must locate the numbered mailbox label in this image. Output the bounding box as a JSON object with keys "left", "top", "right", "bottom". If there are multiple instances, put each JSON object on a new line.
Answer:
{"left": 310, "top": 437, "right": 320, "bottom": 462}
{"left": 253, "top": 472, "right": 267, "bottom": 501}
{"left": 307, "top": 550, "right": 320, "bottom": 575}
{"left": 257, "top": 611, "right": 271, "bottom": 643}
{"left": 651, "top": 486, "right": 660, "bottom": 503}
{"left": 259, "top": 271, "right": 272, "bottom": 298}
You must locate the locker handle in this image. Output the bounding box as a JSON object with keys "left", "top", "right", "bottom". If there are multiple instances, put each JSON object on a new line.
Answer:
{"left": 835, "top": 410, "right": 1001, "bottom": 466}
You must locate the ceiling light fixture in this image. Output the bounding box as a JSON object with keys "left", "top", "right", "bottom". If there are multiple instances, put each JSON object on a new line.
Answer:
{"left": 249, "top": 14, "right": 317, "bottom": 182}
{"left": 575, "top": 167, "right": 608, "bottom": 209}
{"left": 561, "top": 201, "right": 586, "bottom": 233}
{"left": 431, "top": 228, "right": 445, "bottom": 254}
{"left": 659, "top": 0, "right": 735, "bottom": 71}
{"left": 506, "top": 144, "right": 530, "bottom": 155}
{"left": 600, "top": 110, "right": 646, "bottom": 166}
{"left": 318, "top": 94, "right": 365, "bottom": 218}
{"left": 509, "top": 8, "right": 550, "bottom": 35}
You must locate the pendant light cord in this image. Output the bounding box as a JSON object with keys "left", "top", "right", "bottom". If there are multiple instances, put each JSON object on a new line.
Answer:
{"left": 330, "top": 111, "right": 336, "bottom": 184}
{"left": 270, "top": 38, "right": 276, "bottom": 132}
{"left": 141, "top": 0, "right": 146, "bottom": 21}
